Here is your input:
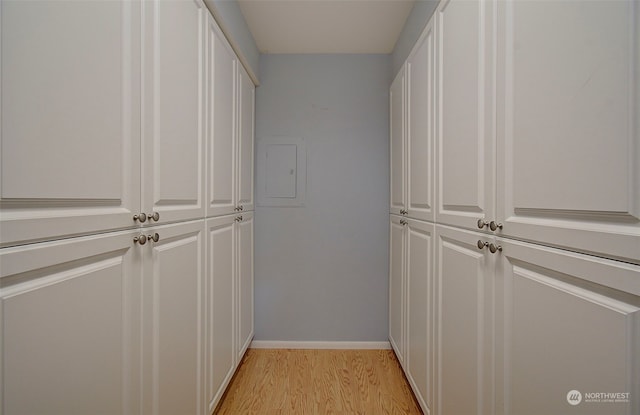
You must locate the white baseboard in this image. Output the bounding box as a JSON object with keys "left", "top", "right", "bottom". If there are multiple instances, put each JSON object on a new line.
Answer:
{"left": 250, "top": 340, "right": 391, "bottom": 350}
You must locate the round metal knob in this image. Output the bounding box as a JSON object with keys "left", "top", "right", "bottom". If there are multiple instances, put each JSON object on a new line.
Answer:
{"left": 489, "top": 243, "right": 503, "bottom": 254}
{"left": 477, "top": 219, "right": 489, "bottom": 229}
{"left": 477, "top": 240, "right": 488, "bottom": 250}
{"left": 400, "top": 219, "right": 408, "bottom": 226}
{"left": 239, "top": 205, "right": 244, "bottom": 211}
{"left": 147, "top": 212, "right": 160, "bottom": 222}
{"left": 147, "top": 233, "right": 160, "bottom": 243}
{"left": 133, "top": 213, "right": 147, "bottom": 223}
{"left": 400, "top": 209, "right": 407, "bottom": 215}
{"left": 235, "top": 206, "right": 241, "bottom": 211}
{"left": 489, "top": 221, "right": 503, "bottom": 231}
{"left": 134, "top": 234, "right": 148, "bottom": 245}
{"left": 235, "top": 216, "right": 243, "bottom": 222}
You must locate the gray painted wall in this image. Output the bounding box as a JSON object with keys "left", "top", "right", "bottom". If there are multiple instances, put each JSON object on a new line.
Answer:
{"left": 205, "top": 0, "right": 260, "bottom": 80}
{"left": 254, "top": 54, "right": 391, "bottom": 341}
{"left": 391, "top": 0, "right": 439, "bottom": 77}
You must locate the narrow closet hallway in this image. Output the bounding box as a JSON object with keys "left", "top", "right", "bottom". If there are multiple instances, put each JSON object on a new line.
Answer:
{"left": 1, "top": 1, "right": 638, "bottom": 415}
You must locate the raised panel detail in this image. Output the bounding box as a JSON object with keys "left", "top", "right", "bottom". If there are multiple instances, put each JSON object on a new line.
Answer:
{"left": 496, "top": 0, "right": 640, "bottom": 263}
{"left": 237, "top": 213, "right": 254, "bottom": 361}
{"left": 142, "top": 221, "right": 204, "bottom": 415}
{"left": 407, "top": 19, "right": 435, "bottom": 222}
{"left": 0, "top": 0, "right": 141, "bottom": 246}
{"left": 237, "top": 66, "right": 255, "bottom": 211}
{"left": 497, "top": 239, "right": 640, "bottom": 415}
{"left": 142, "top": 0, "right": 205, "bottom": 224}
{"left": 207, "top": 18, "right": 237, "bottom": 217}
{"left": 206, "top": 216, "right": 235, "bottom": 411}
{"left": 436, "top": 0, "right": 495, "bottom": 230}
{"left": 390, "top": 69, "right": 406, "bottom": 215}
{"left": 436, "top": 225, "right": 494, "bottom": 415}
{"left": 389, "top": 216, "right": 406, "bottom": 364}
{"left": 0, "top": 231, "right": 141, "bottom": 415}
{"left": 407, "top": 221, "right": 434, "bottom": 413}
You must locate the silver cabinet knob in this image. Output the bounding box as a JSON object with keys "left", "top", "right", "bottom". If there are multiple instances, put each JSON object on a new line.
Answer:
{"left": 239, "top": 205, "right": 244, "bottom": 211}
{"left": 489, "top": 243, "right": 502, "bottom": 254}
{"left": 133, "top": 213, "right": 147, "bottom": 223}
{"left": 489, "top": 221, "right": 503, "bottom": 231}
{"left": 477, "top": 219, "right": 489, "bottom": 229}
{"left": 147, "top": 233, "right": 160, "bottom": 243}
{"left": 477, "top": 240, "right": 488, "bottom": 250}
{"left": 400, "top": 219, "right": 408, "bottom": 226}
{"left": 134, "top": 234, "right": 148, "bottom": 245}
{"left": 235, "top": 216, "right": 243, "bottom": 222}
{"left": 400, "top": 209, "right": 408, "bottom": 215}
{"left": 147, "top": 212, "right": 160, "bottom": 222}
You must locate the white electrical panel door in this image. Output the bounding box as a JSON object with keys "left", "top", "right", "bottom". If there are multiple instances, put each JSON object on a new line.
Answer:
{"left": 0, "top": 0, "right": 141, "bottom": 247}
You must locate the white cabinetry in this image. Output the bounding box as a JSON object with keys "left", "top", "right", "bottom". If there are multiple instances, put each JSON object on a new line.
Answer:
{"left": 390, "top": 20, "right": 435, "bottom": 222}
{"left": 1, "top": 220, "right": 206, "bottom": 415}
{"left": 141, "top": 221, "right": 205, "bottom": 415}
{"left": 0, "top": 231, "right": 142, "bottom": 415}
{"left": 495, "top": 237, "right": 640, "bottom": 415}
{"left": 495, "top": 0, "right": 640, "bottom": 263}
{"left": 142, "top": 0, "right": 206, "bottom": 226}
{"left": 389, "top": 215, "right": 435, "bottom": 414}
{"left": 207, "top": 19, "right": 255, "bottom": 218}
{"left": 435, "top": 225, "right": 494, "bottom": 415}
{"left": 0, "top": 0, "right": 141, "bottom": 247}
{"left": 435, "top": 0, "right": 495, "bottom": 232}
{"left": 206, "top": 212, "right": 254, "bottom": 412}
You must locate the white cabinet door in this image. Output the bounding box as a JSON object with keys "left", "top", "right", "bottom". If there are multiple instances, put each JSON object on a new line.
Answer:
{"left": 141, "top": 220, "right": 205, "bottom": 415}
{"left": 0, "top": 0, "right": 141, "bottom": 247}
{"left": 390, "top": 69, "right": 406, "bottom": 216}
{"left": 236, "top": 212, "right": 254, "bottom": 361}
{"left": 496, "top": 0, "right": 640, "bottom": 264}
{"left": 406, "top": 19, "right": 436, "bottom": 222}
{"left": 207, "top": 17, "right": 237, "bottom": 218}
{"left": 495, "top": 238, "right": 640, "bottom": 415}
{"left": 206, "top": 215, "right": 236, "bottom": 412}
{"left": 406, "top": 219, "right": 435, "bottom": 414}
{"left": 142, "top": 0, "right": 206, "bottom": 225}
{"left": 389, "top": 215, "right": 406, "bottom": 365}
{"left": 435, "top": 0, "right": 496, "bottom": 232}
{"left": 435, "top": 224, "right": 494, "bottom": 415}
{"left": 0, "top": 230, "right": 142, "bottom": 415}
{"left": 237, "top": 66, "right": 255, "bottom": 213}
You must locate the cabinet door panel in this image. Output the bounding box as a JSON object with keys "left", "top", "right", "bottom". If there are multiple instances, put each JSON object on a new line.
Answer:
{"left": 406, "top": 219, "right": 435, "bottom": 413}
{"left": 142, "top": 0, "right": 206, "bottom": 225}
{"left": 436, "top": 225, "right": 494, "bottom": 415}
{"left": 390, "top": 69, "right": 406, "bottom": 215}
{"left": 206, "top": 216, "right": 236, "bottom": 412}
{"left": 0, "top": 231, "right": 141, "bottom": 415}
{"left": 497, "top": 0, "right": 640, "bottom": 263}
{"left": 237, "top": 66, "right": 255, "bottom": 212}
{"left": 436, "top": 0, "right": 495, "bottom": 231}
{"left": 389, "top": 215, "right": 406, "bottom": 365}
{"left": 496, "top": 239, "right": 640, "bottom": 415}
{"left": 237, "top": 212, "right": 254, "bottom": 361}
{"left": 207, "top": 18, "right": 237, "bottom": 217}
{"left": 407, "top": 20, "right": 435, "bottom": 222}
{"left": 142, "top": 221, "right": 204, "bottom": 415}
{"left": 0, "top": 0, "right": 140, "bottom": 246}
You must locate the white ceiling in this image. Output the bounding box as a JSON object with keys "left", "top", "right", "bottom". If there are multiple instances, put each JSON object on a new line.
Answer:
{"left": 237, "top": 0, "right": 415, "bottom": 54}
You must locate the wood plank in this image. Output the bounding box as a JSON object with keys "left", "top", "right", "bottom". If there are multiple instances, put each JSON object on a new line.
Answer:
{"left": 215, "top": 349, "right": 423, "bottom": 415}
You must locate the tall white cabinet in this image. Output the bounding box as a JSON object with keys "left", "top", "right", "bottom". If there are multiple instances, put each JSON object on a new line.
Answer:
{"left": 391, "top": 0, "right": 640, "bottom": 414}
{"left": 0, "top": 1, "right": 254, "bottom": 414}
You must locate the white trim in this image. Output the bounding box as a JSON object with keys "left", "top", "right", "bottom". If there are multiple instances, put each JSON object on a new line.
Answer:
{"left": 250, "top": 341, "right": 391, "bottom": 350}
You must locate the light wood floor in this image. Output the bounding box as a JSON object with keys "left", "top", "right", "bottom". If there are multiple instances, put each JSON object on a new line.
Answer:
{"left": 214, "top": 348, "right": 423, "bottom": 415}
